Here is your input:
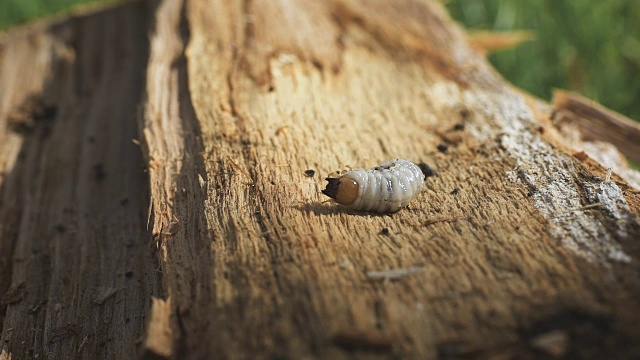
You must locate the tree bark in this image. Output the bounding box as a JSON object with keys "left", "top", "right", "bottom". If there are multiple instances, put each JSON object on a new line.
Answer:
{"left": 1, "top": 0, "right": 640, "bottom": 359}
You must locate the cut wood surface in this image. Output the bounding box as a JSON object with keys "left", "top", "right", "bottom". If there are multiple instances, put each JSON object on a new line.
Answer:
{"left": 1, "top": 0, "right": 640, "bottom": 359}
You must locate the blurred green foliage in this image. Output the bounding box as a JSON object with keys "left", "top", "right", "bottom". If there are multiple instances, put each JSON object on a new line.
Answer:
{"left": 1, "top": 0, "right": 639, "bottom": 120}
{"left": 0, "top": 0, "right": 117, "bottom": 30}
{"left": 446, "top": 0, "right": 640, "bottom": 121}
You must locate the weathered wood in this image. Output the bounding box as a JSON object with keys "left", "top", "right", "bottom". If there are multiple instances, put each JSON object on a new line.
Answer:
{"left": 1, "top": 0, "right": 640, "bottom": 359}
{"left": 552, "top": 89, "right": 640, "bottom": 164}
{"left": 0, "top": 2, "right": 160, "bottom": 359}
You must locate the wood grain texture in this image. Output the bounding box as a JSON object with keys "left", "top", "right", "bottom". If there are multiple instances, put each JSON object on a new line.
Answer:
{"left": 1, "top": 0, "right": 640, "bottom": 359}
{"left": 0, "top": 2, "right": 161, "bottom": 359}
{"left": 552, "top": 90, "right": 640, "bottom": 164}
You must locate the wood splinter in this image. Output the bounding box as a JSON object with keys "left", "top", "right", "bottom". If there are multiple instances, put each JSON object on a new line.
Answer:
{"left": 554, "top": 202, "right": 605, "bottom": 218}
{"left": 366, "top": 266, "right": 424, "bottom": 282}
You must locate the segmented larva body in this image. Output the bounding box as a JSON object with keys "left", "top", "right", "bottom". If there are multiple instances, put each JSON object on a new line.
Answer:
{"left": 322, "top": 159, "right": 426, "bottom": 213}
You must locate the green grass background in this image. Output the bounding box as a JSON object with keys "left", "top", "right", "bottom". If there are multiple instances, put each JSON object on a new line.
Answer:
{"left": 0, "top": 0, "right": 119, "bottom": 29}
{"left": 1, "top": 0, "right": 639, "bottom": 121}
{"left": 446, "top": 0, "right": 640, "bottom": 122}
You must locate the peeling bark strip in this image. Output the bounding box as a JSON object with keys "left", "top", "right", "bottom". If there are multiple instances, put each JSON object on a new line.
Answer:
{"left": 553, "top": 90, "right": 640, "bottom": 164}
{"left": 1, "top": 0, "right": 640, "bottom": 359}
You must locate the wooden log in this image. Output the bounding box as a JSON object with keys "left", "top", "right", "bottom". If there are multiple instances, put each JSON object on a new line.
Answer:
{"left": 0, "top": 2, "right": 160, "bottom": 359}
{"left": 1, "top": 0, "right": 639, "bottom": 359}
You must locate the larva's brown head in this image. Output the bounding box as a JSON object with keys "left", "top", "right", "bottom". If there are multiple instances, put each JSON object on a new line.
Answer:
{"left": 322, "top": 177, "right": 359, "bottom": 205}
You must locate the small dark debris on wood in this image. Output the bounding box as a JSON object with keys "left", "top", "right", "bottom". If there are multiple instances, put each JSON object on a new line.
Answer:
{"left": 437, "top": 143, "right": 449, "bottom": 153}
{"left": 304, "top": 169, "right": 315, "bottom": 177}
{"left": 93, "top": 163, "right": 106, "bottom": 182}
{"left": 453, "top": 123, "right": 465, "bottom": 131}
{"left": 120, "top": 197, "right": 129, "bottom": 206}
{"left": 54, "top": 224, "right": 67, "bottom": 234}
{"left": 125, "top": 271, "right": 134, "bottom": 278}
{"left": 450, "top": 188, "right": 460, "bottom": 195}
{"left": 332, "top": 328, "right": 393, "bottom": 352}
{"left": 418, "top": 163, "right": 435, "bottom": 178}
{"left": 1, "top": 282, "right": 26, "bottom": 305}
{"left": 380, "top": 227, "right": 390, "bottom": 235}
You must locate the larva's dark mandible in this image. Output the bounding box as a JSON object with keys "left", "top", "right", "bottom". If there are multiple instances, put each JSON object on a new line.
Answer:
{"left": 322, "top": 159, "right": 428, "bottom": 213}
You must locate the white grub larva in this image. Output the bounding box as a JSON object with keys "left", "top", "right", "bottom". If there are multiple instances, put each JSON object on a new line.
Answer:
{"left": 322, "top": 159, "right": 431, "bottom": 213}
